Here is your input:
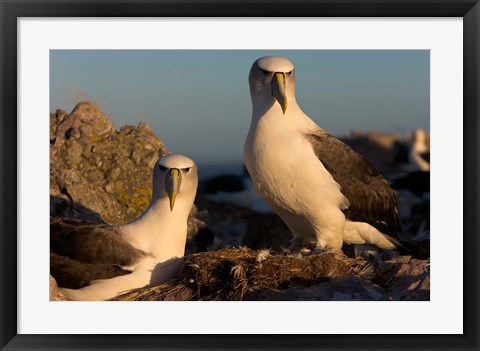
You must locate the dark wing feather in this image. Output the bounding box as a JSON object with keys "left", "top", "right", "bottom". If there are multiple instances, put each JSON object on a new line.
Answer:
{"left": 50, "top": 252, "right": 131, "bottom": 289}
{"left": 50, "top": 217, "right": 147, "bottom": 266}
{"left": 306, "top": 132, "right": 402, "bottom": 236}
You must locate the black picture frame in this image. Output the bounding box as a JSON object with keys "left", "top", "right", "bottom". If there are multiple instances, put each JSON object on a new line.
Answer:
{"left": 1, "top": 1, "right": 478, "bottom": 350}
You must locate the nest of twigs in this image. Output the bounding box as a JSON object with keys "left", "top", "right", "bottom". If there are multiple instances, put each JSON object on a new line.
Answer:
{"left": 112, "top": 247, "right": 371, "bottom": 301}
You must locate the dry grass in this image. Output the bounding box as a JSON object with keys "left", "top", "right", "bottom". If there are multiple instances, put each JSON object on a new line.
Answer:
{"left": 112, "top": 247, "right": 369, "bottom": 301}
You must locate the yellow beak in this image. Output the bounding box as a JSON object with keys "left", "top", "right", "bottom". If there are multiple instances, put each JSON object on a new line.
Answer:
{"left": 272, "top": 72, "right": 288, "bottom": 114}
{"left": 165, "top": 168, "right": 181, "bottom": 211}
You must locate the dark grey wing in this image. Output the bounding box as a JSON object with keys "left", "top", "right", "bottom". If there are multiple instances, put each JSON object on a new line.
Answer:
{"left": 50, "top": 217, "right": 147, "bottom": 266}
{"left": 306, "top": 132, "right": 402, "bottom": 236}
{"left": 50, "top": 252, "right": 131, "bottom": 289}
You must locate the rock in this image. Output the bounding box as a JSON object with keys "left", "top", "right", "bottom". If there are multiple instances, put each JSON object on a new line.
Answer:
{"left": 60, "top": 140, "right": 83, "bottom": 165}
{"left": 50, "top": 102, "right": 168, "bottom": 224}
{"left": 341, "top": 130, "right": 403, "bottom": 177}
{"left": 107, "top": 167, "right": 121, "bottom": 181}
{"left": 50, "top": 114, "right": 58, "bottom": 143}
{"left": 105, "top": 182, "right": 115, "bottom": 193}
{"left": 195, "top": 198, "right": 291, "bottom": 251}
{"left": 202, "top": 174, "right": 246, "bottom": 193}
{"left": 249, "top": 276, "right": 387, "bottom": 301}
{"left": 406, "top": 230, "right": 430, "bottom": 259}
{"left": 56, "top": 108, "right": 67, "bottom": 122}
{"left": 375, "top": 256, "right": 430, "bottom": 301}
{"left": 50, "top": 195, "right": 104, "bottom": 223}
{"left": 50, "top": 275, "right": 67, "bottom": 301}
{"left": 50, "top": 109, "right": 67, "bottom": 143}
{"left": 185, "top": 205, "right": 214, "bottom": 254}
{"left": 53, "top": 102, "right": 113, "bottom": 148}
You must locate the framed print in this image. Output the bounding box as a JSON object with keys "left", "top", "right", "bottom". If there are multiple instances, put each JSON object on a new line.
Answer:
{"left": 1, "top": 0, "right": 479, "bottom": 350}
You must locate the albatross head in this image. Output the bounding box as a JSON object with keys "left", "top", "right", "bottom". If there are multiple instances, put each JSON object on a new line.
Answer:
{"left": 249, "top": 56, "right": 295, "bottom": 115}
{"left": 152, "top": 154, "right": 198, "bottom": 211}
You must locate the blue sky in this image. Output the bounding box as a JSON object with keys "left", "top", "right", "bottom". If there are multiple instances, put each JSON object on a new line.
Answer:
{"left": 50, "top": 50, "right": 429, "bottom": 165}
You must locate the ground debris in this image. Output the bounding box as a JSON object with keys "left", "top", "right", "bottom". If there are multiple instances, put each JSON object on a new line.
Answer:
{"left": 112, "top": 247, "right": 370, "bottom": 301}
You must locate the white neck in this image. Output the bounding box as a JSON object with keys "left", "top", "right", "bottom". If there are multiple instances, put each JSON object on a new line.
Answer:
{"left": 121, "top": 195, "right": 192, "bottom": 261}
{"left": 249, "top": 95, "right": 318, "bottom": 138}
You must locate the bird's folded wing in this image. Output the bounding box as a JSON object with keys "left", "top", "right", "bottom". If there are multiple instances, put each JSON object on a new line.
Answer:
{"left": 50, "top": 251, "right": 132, "bottom": 289}
{"left": 305, "top": 131, "right": 402, "bottom": 236}
{"left": 50, "top": 217, "right": 147, "bottom": 266}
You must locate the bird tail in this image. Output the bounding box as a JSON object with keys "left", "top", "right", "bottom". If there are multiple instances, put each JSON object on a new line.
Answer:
{"left": 381, "top": 232, "right": 411, "bottom": 254}
{"left": 344, "top": 221, "right": 408, "bottom": 252}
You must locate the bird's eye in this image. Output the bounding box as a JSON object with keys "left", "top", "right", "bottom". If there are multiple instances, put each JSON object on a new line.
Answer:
{"left": 183, "top": 167, "right": 191, "bottom": 173}
{"left": 261, "top": 69, "right": 269, "bottom": 75}
{"left": 158, "top": 165, "right": 168, "bottom": 172}
{"left": 286, "top": 70, "right": 293, "bottom": 76}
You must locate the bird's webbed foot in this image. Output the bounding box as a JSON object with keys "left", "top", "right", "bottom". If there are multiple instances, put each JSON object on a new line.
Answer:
{"left": 286, "top": 238, "right": 312, "bottom": 253}
{"left": 287, "top": 239, "right": 340, "bottom": 256}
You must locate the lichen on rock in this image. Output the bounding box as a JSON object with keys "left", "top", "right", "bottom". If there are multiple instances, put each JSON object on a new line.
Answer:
{"left": 50, "top": 102, "right": 168, "bottom": 224}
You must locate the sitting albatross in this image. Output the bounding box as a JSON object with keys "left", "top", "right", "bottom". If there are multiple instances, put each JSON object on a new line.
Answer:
{"left": 51, "top": 153, "right": 198, "bottom": 300}
{"left": 408, "top": 128, "right": 430, "bottom": 172}
{"left": 243, "top": 56, "right": 403, "bottom": 251}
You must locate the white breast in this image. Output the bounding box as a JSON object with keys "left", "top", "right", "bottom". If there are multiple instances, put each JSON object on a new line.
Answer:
{"left": 244, "top": 112, "right": 348, "bottom": 247}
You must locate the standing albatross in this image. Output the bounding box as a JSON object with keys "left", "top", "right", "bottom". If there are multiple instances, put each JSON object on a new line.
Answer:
{"left": 51, "top": 153, "right": 198, "bottom": 300}
{"left": 243, "top": 56, "right": 402, "bottom": 251}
